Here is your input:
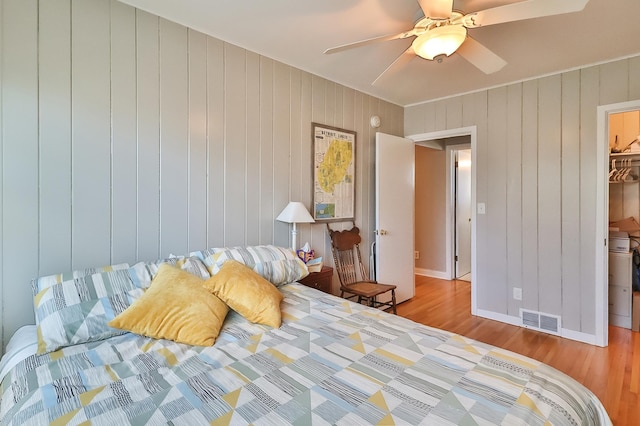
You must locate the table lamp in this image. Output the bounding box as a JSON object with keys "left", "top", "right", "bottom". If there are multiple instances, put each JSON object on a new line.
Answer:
{"left": 276, "top": 201, "right": 315, "bottom": 250}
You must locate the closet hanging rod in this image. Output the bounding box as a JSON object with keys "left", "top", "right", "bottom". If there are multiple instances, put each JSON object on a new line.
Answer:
{"left": 609, "top": 154, "right": 640, "bottom": 164}
{"left": 609, "top": 160, "right": 640, "bottom": 166}
{"left": 610, "top": 152, "right": 640, "bottom": 158}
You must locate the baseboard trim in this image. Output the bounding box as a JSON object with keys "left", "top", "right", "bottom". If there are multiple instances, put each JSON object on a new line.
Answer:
{"left": 476, "top": 309, "right": 520, "bottom": 327}
{"left": 476, "top": 309, "right": 599, "bottom": 346}
{"left": 560, "top": 328, "right": 598, "bottom": 346}
{"left": 414, "top": 268, "right": 449, "bottom": 279}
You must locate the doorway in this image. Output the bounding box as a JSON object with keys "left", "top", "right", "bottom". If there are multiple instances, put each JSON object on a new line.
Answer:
{"left": 596, "top": 99, "right": 640, "bottom": 347}
{"left": 409, "top": 126, "right": 477, "bottom": 315}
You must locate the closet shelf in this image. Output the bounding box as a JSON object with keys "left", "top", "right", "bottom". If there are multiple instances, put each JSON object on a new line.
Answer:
{"left": 610, "top": 151, "right": 640, "bottom": 158}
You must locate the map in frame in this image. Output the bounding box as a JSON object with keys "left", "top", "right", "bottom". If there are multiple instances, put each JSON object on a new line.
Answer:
{"left": 312, "top": 123, "right": 356, "bottom": 222}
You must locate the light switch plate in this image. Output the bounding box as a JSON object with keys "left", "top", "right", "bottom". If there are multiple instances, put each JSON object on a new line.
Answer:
{"left": 513, "top": 287, "right": 522, "bottom": 301}
{"left": 477, "top": 202, "right": 486, "bottom": 214}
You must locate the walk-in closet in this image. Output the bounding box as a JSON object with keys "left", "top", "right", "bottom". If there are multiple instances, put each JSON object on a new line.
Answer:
{"left": 608, "top": 110, "right": 640, "bottom": 330}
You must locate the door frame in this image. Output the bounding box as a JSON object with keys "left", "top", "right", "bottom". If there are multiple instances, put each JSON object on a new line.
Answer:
{"left": 407, "top": 126, "right": 477, "bottom": 315}
{"left": 596, "top": 99, "right": 640, "bottom": 347}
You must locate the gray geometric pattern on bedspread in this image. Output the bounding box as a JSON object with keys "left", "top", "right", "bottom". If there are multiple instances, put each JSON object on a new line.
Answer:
{"left": 1, "top": 284, "right": 610, "bottom": 425}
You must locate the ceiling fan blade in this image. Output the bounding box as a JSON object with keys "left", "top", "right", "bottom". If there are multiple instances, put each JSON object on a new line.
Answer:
{"left": 417, "top": 0, "right": 453, "bottom": 20}
{"left": 456, "top": 37, "right": 507, "bottom": 74}
{"left": 466, "top": 0, "right": 589, "bottom": 27}
{"left": 324, "top": 30, "right": 414, "bottom": 54}
{"left": 372, "top": 47, "right": 416, "bottom": 86}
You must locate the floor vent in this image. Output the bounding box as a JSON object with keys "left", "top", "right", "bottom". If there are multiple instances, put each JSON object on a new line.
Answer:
{"left": 519, "top": 309, "right": 561, "bottom": 335}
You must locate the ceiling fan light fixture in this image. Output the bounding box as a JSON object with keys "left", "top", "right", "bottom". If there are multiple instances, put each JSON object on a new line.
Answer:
{"left": 412, "top": 25, "right": 467, "bottom": 60}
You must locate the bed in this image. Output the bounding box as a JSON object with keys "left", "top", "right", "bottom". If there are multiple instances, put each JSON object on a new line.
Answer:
{"left": 0, "top": 246, "right": 611, "bottom": 425}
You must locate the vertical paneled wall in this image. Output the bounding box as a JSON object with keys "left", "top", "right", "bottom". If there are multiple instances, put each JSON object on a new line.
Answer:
{"left": 0, "top": 0, "right": 403, "bottom": 349}
{"left": 405, "top": 55, "right": 640, "bottom": 337}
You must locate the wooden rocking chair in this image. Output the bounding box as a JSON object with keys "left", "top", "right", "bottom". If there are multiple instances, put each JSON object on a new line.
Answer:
{"left": 327, "top": 224, "right": 397, "bottom": 314}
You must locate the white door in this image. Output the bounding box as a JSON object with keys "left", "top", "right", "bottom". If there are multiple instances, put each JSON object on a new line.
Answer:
{"left": 375, "top": 132, "right": 415, "bottom": 304}
{"left": 455, "top": 149, "right": 472, "bottom": 278}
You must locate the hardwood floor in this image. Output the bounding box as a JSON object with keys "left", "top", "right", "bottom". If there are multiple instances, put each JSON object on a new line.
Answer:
{"left": 396, "top": 275, "right": 640, "bottom": 425}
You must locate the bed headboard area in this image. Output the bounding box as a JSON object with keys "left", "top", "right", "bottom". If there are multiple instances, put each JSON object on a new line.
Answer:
{"left": 0, "top": 0, "right": 405, "bottom": 352}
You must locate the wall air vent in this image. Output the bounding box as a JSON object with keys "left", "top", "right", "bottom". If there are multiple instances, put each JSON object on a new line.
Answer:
{"left": 519, "top": 309, "right": 561, "bottom": 336}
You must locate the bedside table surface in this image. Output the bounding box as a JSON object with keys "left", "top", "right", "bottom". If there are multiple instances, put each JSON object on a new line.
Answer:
{"left": 308, "top": 265, "right": 332, "bottom": 275}
{"left": 298, "top": 266, "right": 333, "bottom": 294}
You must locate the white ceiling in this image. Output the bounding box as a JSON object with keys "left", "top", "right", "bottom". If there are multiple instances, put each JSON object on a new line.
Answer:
{"left": 118, "top": 0, "right": 640, "bottom": 106}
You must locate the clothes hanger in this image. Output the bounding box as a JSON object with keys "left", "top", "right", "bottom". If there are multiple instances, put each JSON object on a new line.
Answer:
{"left": 609, "top": 159, "right": 617, "bottom": 180}
{"left": 619, "top": 158, "right": 632, "bottom": 181}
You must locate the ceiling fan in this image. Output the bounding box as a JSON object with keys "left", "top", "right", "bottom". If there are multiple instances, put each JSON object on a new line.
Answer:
{"left": 324, "top": 0, "right": 589, "bottom": 84}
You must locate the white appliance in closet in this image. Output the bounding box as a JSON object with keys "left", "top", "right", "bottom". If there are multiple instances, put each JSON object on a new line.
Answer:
{"left": 608, "top": 251, "right": 632, "bottom": 329}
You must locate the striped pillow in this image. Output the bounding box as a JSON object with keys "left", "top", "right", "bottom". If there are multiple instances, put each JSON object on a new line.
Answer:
{"left": 33, "top": 269, "right": 140, "bottom": 354}
{"left": 31, "top": 263, "right": 130, "bottom": 296}
{"left": 192, "top": 245, "right": 308, "bottom": 286}
{"left": 33, "top": 256, "right": 210, "bottom": 355}
{"left": 128, "top": 256, "right": 210, "bottom": 289}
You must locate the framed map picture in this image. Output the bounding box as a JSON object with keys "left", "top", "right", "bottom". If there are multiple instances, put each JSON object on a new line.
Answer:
{"left": 312, "top": 123, "right": 356, "bottom": 222}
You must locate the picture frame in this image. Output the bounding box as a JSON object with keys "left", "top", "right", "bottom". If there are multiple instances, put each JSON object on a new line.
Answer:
{"left": 311, "top": 123, "right": 356, "bottom": 222}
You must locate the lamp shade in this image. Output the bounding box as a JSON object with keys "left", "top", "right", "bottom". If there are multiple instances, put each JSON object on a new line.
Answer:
{"left": 412, "top": 24, "right": 467, "bottom": 60}
{"left": 276, "top": 202, "right": 315, "bottom": 224}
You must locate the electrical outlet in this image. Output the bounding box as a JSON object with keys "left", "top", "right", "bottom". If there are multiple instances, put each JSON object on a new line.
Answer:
{"left": 513, "top": 287, "right": 522, "bottom": 301}
{"left": 414, "top": 251, "right": 419, "bottom": 259}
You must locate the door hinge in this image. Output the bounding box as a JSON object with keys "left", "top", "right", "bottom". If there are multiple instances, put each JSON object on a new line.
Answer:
{"left": 455, "top": 255, "right": 458, "bottom": 261}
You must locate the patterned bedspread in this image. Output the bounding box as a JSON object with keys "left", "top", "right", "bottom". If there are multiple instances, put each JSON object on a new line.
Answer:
{"left": 1, "top": 284, "right": 611, "bottom": 425}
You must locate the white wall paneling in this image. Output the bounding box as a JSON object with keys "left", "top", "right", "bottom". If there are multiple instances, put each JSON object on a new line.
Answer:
{"left": 159, "top": 18, "right": 189, "bottom": 255}
{"left": 2, "top": 0, "right": 39, "bottom": 354}
{"left": 579, "top": 66, "right": 600, "bottom": 336}
{"left": 505, "top": 83, "right": 523, "bottom": 318}
{"left": 520, "top": 80, "right": 540, "bottom": 314}
{"left": 485, "top": 87, "right": 508, "bottom": 314}
{"left": 187, "top": 30, "right": 208, "bottom": 252}
{"left": 39, "top": 0, "right": 72, "bottom": 274}
{"left": 206, "top": 37, "right": 225, "bottom": 248}
{"left": 537, "top": 75, "right": 562, "bottom": 317}
{"left": 296, "top": 72, "right": 313, "bottom": 251}
{"left": 560, "top": 70, "right": 582, "bottom": 332}
{"left": 111, "top": 1, "right": 138, "bottom": 264}
{"left": 72, "top": 0, "right": 112, "bottom": 270}
{"left": 223, "top": 43, "right": 247, "bottom": 248}
{"left": 244, "top": 51, "right": 261, "bottom": 248}
{"left": 136, "top": 10, "right": 161, "bottom": 262}
{"left": 273, "top": 61, "right": 292, "bottom": 249}
{"left": 405, "top": 54, "right": 640, "bottom": 344}
{"left": 0, "top": 0, "right": 403, "bottom": 349}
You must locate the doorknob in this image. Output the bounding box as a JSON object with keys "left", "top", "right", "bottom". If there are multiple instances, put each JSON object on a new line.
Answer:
{"left": 375, "top": 229, "right": 388, "bottom": 235}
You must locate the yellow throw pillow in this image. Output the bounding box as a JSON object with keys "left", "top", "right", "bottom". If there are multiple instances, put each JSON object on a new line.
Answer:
{"left": 109, "top": 264, "right": 228, "bottom": 346}
{"left": 202, "top": 259, "right": 284, "bottom": 328}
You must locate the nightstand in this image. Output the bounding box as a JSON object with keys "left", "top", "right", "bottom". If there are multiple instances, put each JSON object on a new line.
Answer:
{"left": 298, "top": 266, "right": 333, "bottom": 294}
